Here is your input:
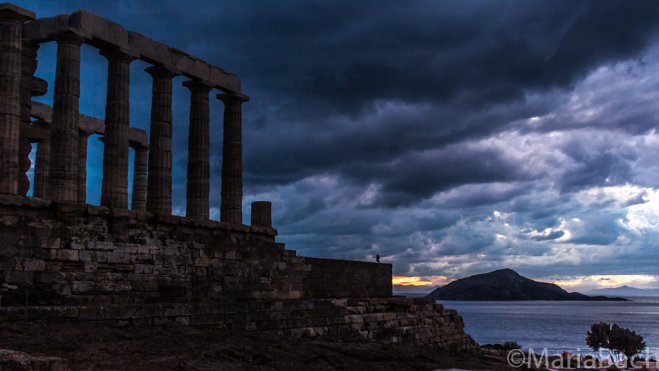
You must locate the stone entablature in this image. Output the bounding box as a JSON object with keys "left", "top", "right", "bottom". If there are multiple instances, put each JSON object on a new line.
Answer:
{"left": 30, "top": 101, "right": 148, "bottom": 148}
{"left": 23, "top": 10, "right": 240, "bottom": 93}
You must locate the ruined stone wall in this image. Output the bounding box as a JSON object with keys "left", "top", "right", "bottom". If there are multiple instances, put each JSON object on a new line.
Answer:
{"left": 0, "top": 297, "right": 476, "bottom": 350}
{"left": 0, "top": 195, "right": 391, "bottom": 306}
{"left": 0, "top": 196, "right": 479, "bottom": 350}
{"left": 303, "top": 258, "right": 392, "bottom": 299}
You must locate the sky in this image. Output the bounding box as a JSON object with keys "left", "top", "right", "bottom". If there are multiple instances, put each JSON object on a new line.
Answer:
{"left": 17, "top": 0, "right": 659, "bottom": 293}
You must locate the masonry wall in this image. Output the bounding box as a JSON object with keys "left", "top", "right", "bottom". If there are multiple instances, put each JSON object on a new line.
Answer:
{"left": 303, "top": 258, "right": 392, "bottom": 298}
{"left": 0, "top": 297, "right": 476, "bottom": 350}
{"left": 0, "top": 195, "right": 392, "bottom": 306}
{"left": 0, "top": 195, "right": 477, "bottom": 350}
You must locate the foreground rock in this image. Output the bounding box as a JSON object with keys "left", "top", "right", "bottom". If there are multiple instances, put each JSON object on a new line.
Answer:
{"left": 0, "top": 349, "right": 69, "bottom": 371}
{"left": 0, "top": 321, "right": 512, "bottom": 370}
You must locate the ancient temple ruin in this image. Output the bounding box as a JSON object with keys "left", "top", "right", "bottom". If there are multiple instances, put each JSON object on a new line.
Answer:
{"left": 0, "top": 3, "right": 474, "bottom": 349}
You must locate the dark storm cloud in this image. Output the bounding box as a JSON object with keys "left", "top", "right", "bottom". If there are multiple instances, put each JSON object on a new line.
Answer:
{"left": 202, "top": 0, "right": 659, "bottom": 111}
{"left": 433, "top": 182, "right": 533, "bottom": 209}
{"left": 557, "top": 135, "right": 636, "bottom": 193}
{"left": 219, "top": 0, "right": 659, "bottom": 192}
{"left": 346, "top": 145, "right": 529, "bottom": 207}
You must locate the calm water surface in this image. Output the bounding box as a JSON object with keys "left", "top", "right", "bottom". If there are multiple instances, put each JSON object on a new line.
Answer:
{"left": 439, "top": 298, "right": 659, "bottom": 355}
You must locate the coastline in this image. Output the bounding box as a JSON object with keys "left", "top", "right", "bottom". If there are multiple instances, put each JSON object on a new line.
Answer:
{"left": 439, "top": 299, "right": 659, "bottom": 356}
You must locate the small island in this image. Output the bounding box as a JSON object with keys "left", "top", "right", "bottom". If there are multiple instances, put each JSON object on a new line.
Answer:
{"left": 424, "top": 268, "right": 628, "bottom": 301}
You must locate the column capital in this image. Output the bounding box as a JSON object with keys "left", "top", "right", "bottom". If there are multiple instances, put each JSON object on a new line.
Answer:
{"left": 99, "top": 47, "right": 135, "bottom": 63}
{"left": 31, "top": 76, "right": 48, "bottom": 97}
{"left": 145, "top": 64, "right": 178, "bottom": 79}
{"left": 0, "top": 3, "right": 35, "bottom": 22}
{"left": 129, "top": 140, "right": 149, "bottom": 151}
{"left": 217, "top": 92, "right": 249, "bottom": 105}
{"left": 54, "top": 30, "right": 85, "bottom": 46}
{"left": 183, "top": 79, "right": 213, "bottom": 93}
{"left": 35, "top": 119, "right": 49, "bottom": 132}
{"left": 78, "top": 129, "right": 93, "bottom": 138}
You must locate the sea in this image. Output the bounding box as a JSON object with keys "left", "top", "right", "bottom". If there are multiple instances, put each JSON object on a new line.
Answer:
{"left": 439, "top": 297, "right": 659, "bottom": 356}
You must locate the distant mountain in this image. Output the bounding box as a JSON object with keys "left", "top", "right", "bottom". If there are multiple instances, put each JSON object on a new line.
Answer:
{"left": 584, "top": 285, "right": 659, "bottom": 297}
{"left": 425, "top": 269, "right": 627, "bottom": 301}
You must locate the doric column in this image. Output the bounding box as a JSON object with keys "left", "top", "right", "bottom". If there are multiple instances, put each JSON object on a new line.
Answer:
{"left": 19, "top": 41, "right": 38, "bottom": 125}
{"left": 146, "top": 65, "right": 175, "bottom": 215}
{"left": 184, "top": 80, "right": 212, "bottom": 220}
{"left": 218, "top": 93, "right": 248, "bottom": 225}
{"left": 48, "top": 32, "right": 84, "bottom": 203}
{"left": 0, "top": 4, "right": 34, "bottom": 194}
{"left": 33, "top": 132, "right": 50, "bottom": 199}
{"left": 100, "top": 49, "right": 133, "bottom": 209}
{"left": 77, "top": 131, "right": 90, "bottom": 203}
{"left": 17, "top": 138, "right": 31, "bottom": 195}
{"left": 251, "top": 201, "right": 272, "bottom": 228}
{"left": 17, "top": 41, "right": 38, "bottom": 196}
{"left": 131, "top": 145, "right": 148, "bottom": 212}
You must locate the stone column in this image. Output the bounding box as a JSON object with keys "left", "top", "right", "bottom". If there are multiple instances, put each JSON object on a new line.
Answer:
{"left": 218, "top": 93, "right": 247, "bottom": 224}
{"left": 132, "top": 145, "right": 148, "bottom": 212}
{"left": 17, "top": 41, "right": 38, "bottom": 196}
{"left": 77, "top": 131, "right": 90, "bottom": 203}
{"left": 0, "top": 4, "right": 34, "bottom": 194}
{"left": 251, "top": 201, "right": 272, "bottom": 228}
{"left": 33, "top": 133, "right": 49, "bottom": 199}
{"left": 17, "top": 138, "right": 31, "bottom": 195}
{"left": 100, "top": 49, "right": 133, "bottom": 209}
{"left": 146, "top": 65, "right": 175, "bottom": 215}
{"left": 19, "top": 41, "right": 38, "bottom": 126}
{"left": 184, "top": 80, "right": 212, "bottom": 220}
{"left": 48, "top": 32, "right": 84, "bottom": 203}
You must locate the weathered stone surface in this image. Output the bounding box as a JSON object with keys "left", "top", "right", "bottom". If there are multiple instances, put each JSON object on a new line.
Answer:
{"left": 304, "top": 257, "right": 392, "bottom": 299}
{"left": 22, "top": 9, "right": 240, "bottom": 93}
{"left": 184, "top": 79, "right": 212, "bottom": 220}
{"left": 77, "top": 132, "right": 89, "bottom": 203}
{"left": 251, "top": 201, "right": 272, "bottom": 228}
{"left": 146, "top": 65, "right": 175, "bottom": 215}
{"left": 31, "top": 101, "right": 147, "bottom": 148}
{"left": 22, "top": 14, "right": 71, "bottom": 43}
{"left": 100, "top": 48, "right": 132, "bottom": 209}
{"left": 48, "top": 32, "right": 83, "bottom": 203}
{"left": 70, "top": 10, "right": 129, "bottom": 51}
{"left": 0, "top": 297, "right": 476, "bottom": 349}
{"left": 218, "top": 93, "right": 247, "bottom": 225}
{"left": 0, "top": 349, "right": 70, "bottom": 371}
{"left": 17, "top": 138, "right": 31, "bottom": 195}
{"left": 0, "top": 197, "right": 388, "bottom": 306}
{"left": 172, "top": 49, "right": 210, "bottom": 83}
{"left": 18, "top": 40, "right": 38, "bottom": 197}
{"left": 128, "top": 31, "right": 173, "bottom": 66}
{"left": 209, "top": 65, "right": 240, "bottom": 93}
{"left": 0, "top": 4, "right": 33, "bottom": 194}
{"left": 0, "top": 3, "right": 35, "bottom": 20}
{"left": 131, "top": 146, "right": 147, "bottom": 212}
